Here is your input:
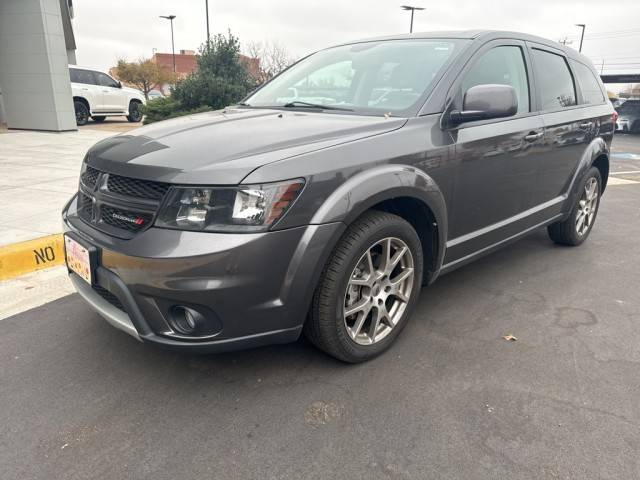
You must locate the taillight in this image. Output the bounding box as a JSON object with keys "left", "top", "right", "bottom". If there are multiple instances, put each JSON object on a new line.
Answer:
{"left": 612, "top": 111, "right": 619, "bottom": 123}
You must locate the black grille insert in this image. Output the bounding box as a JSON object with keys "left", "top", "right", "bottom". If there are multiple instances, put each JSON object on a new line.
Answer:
{"left": 81, "top": 166, "right": 100, "bottom": 188}
{"left": 79, "top": 192, "right": 94, "bottom": 217}
{"left": 101, "top": 205, "right": 152, "bottom": 232}
{"left": 93, "top": 285, "right": 125, "bottom": 311}
{"left": 106, "top": 174, "right": 170, "bottom": 201}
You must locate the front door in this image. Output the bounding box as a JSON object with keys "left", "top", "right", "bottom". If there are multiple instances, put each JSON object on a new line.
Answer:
{"left": 94, "top": 72, "right": 127, "bottom": 113}
{"left": 444, "top": 41, "right": 546, "bottom": 264}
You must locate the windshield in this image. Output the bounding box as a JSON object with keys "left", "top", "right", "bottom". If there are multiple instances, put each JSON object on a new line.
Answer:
{"left": 244, "top": 39, "right": 465, "bottom": 116}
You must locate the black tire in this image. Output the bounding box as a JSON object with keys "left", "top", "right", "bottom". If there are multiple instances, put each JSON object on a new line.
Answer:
{"left": 74, "top": 100, "right": 89, "bottom": 126}
{"left": 547, "top": 166, "right": 602, "bottom": 246}
{"left": 304, "top": 211, "right": 423, "bottom": 363}
{"left": 126, "top": 101, "right": 142, "bottom": 122}
{"left": 91, "top": 116, "right": 106, "bottom": 123}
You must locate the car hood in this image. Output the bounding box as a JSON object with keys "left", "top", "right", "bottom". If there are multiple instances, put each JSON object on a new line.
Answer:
{"left": 85, "top": 108, "right": 407, "bottom": 185}
{"left": 122, "top": 86, "right": 144, "bottom": 97}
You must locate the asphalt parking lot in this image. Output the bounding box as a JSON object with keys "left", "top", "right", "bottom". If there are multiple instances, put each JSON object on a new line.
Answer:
{"left": 1, "top": 136, "right": 640, "bottom": 480}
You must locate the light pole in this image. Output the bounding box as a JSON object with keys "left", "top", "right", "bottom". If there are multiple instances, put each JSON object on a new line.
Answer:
{"left": 205, "top": 0, "right": 210, "bottom": 45}
{"left": 575, "top": 23, "right": 586, "bottom": 52}
{"left": 160, "top": 15, "right": 177, "bottom": 73}
{"left": 401, "top": 5, "right": 425, "bottom": 34}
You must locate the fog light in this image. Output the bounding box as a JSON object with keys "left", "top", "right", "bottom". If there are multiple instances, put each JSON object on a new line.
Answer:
{"left": 170, "top": 306, "right": 206, "bottom": 335}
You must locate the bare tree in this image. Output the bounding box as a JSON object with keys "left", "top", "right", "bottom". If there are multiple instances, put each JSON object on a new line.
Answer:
{"left": 246, "top": 40, "right": 295, "bottom": 84}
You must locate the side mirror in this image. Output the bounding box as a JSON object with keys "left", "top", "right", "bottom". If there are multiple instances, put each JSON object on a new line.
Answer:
{"left": 117, "top": 81, "right": 122, "bottom": 89}
{"left": 450, "top": 84, "right": 518, "bottom": 125}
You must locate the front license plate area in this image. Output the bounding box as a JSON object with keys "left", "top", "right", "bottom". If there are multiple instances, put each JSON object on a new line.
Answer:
{"left": 64, "top": 233, "right": 98, "bottom": 285}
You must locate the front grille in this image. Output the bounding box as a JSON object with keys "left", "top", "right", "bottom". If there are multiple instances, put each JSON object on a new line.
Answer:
{"left": 101, "top": 205, "right": 152, "bottom": 232}
{"left": 93, "top": 285, "right": 125, "bottom": 311}
{"left": 77, "top": 166, "right": 168, "bottom": 237}
{"left": 78, "top": 192, "right": 94, "bottom": 217}
{"left": 106, "top": 174, "right": 170, "bottom": 201}
{"left": 81, "top": 166, "right": 100, "bottom": 188}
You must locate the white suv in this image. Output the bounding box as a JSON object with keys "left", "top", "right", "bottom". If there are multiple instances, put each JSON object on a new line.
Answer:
{"left": 69, "top": 66, "right": 145, "bottom": 126}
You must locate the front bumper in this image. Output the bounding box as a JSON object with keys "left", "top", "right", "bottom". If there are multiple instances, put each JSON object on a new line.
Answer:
{"left": 62, "top": 194, "right": 344, "bottom": 353}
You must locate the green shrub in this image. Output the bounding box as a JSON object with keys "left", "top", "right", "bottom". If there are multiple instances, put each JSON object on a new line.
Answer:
{"left": 142, "top": 31, "right": 256, "bottom": 124}
{"left": 141, "top": 96, "right": 211, "bottom": 125}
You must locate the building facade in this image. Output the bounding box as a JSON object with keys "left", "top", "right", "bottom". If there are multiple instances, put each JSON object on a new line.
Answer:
{"left": 0, "top": 0, "right": 77, "bottom": 131}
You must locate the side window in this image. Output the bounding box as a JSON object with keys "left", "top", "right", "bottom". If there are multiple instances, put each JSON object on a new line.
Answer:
{"left": 95, "top": 72, "right": 119, "bottom": 88}
{"left": 461, "top": 46, "right": 530, "bottom": 114}
{"left": 570, "top": 60, "right": 605, "bottom": 105}
{"left": 532, "top": 49, "right": 577, "bottom": 110}
{"left": 70, "top": 69, "right": 96, "bottom": 85}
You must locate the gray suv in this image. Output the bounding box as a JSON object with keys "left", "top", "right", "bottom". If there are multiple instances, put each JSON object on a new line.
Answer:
{"left": 62, "top": 31, "right": 614, "bottom": 362}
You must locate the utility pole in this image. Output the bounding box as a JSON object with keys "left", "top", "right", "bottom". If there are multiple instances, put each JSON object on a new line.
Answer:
{"left": 401, "top": 5, "right": 425, "bottom": 34}
{"left": 575, "top": 24, "right": 586, "bottom": 52}
{"left": 205, "top": 0, "right": 210, "bottom": 45}
{"left": 160, "top": 15, "right": 177, "bottom": 73}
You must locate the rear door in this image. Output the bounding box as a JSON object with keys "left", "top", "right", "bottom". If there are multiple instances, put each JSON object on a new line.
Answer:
{"left": 528, "top": 45, "right": 595, "bottom": 204}
{"left": 70, "top": 68, "right": 102, "bottom": 112}
{"left": 444, "top": 40, "right": 546, "bottom": 262}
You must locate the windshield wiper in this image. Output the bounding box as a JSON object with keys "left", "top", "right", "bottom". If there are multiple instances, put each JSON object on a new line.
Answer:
{"left": 282, "top": 101, "right": 353, "bottom": 111}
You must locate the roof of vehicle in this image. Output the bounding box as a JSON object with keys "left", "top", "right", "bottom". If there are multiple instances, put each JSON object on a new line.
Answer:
{"left": 334, "top": 30, "right": 592, "bottom": 65}
{"left": 69, "top": 65, "right": 108, "bottom": 73}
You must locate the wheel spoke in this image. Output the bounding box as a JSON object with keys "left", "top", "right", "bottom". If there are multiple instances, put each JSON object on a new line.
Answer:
{"left": 378, "top": 238, "right": 392, "bottom": 275}
{"left": 349, "top": 311, "right": 368, "bottom": 339}
{"left": 576, "top": 213, "right": 585, "bottom": 233}
{"left": 368, "top": 305, "right": 386, "bottom": 339}
{"left": 344, "top": 297, "right": 370, "bottom": 318}
{"left": 389, "top": 267, "right": 413, "bottom": 286}
{"left": 387, "top": 246, "right": 407, "bottom": 274}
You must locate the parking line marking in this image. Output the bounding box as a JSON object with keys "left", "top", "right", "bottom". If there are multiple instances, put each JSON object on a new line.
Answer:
{"left": 608, "top": 177, "right": 639, "bottom": 186}
{"left": 0, "top": 234, "right": 64, "bottom": 281}
{"left": 610, "top": 170, "right": 640, "bottom": 175}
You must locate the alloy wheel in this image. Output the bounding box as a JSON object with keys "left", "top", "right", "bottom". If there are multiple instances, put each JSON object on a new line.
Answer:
{"left": 343, "top": 237, "right": 415, "bottom": 345}
{"left": 576, "top": 177, "right": 599, "bottom": 236}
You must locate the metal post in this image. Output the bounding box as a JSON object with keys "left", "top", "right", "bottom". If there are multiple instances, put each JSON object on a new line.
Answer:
{"left": 170, "top": 19, "right": 175, "bottom": 73}
{"left": 205, "top": 0, "right": 210, "bottom": 44}
{"left": 575, "top": 24, "right": 586, "bottom": 53}
{"left": 401, "top": 6, "right": 424, "bottom": 34}
{"left": 160, "top": 15, "right": 177, "bottom": 73}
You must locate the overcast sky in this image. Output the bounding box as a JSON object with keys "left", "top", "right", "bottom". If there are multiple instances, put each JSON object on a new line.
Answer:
{"left": 74, "top": 0, "right": 640, "bottom": 79}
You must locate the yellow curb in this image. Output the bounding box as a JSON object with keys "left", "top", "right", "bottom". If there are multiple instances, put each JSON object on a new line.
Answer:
{"left": 0, "top": 234, "right": 65, "bottom": 281}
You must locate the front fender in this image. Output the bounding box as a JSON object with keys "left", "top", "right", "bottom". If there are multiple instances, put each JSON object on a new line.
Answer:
{"left": 310, "top": 164, "right": 448, "bottom": 272}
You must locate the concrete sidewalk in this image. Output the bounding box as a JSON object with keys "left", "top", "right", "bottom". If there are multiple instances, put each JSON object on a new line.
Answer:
{"left": 0, "top": 128, "right": 113, "bottom": 246}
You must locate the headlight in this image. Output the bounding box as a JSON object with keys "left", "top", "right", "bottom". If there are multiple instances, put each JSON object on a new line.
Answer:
{"left": 155, "top": 179, "right": 305, "bottom": 232}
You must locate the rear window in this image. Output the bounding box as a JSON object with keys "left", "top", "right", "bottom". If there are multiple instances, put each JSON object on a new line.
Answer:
{"left": 617, "top": 101, "right": 640, "bottom": 113}
{"left": 69, "top": 69, "right": 95, "bottom": 85}
{"left": 532, "top": 49, "right": 577, "bottom": 110}
{"left": 570, "top": 60, "right": 605, "bottom": 105}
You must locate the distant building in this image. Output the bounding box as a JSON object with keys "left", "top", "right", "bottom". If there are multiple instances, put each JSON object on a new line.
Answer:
{"left": 0, "top": 0, "right": 77, "bottom": 131}
{"left": 151, "top": 50, "right": 261, "bottom": 82}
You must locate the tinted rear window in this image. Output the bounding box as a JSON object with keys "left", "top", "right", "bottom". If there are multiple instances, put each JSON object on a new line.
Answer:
{"left": 69, "top": 69, "right": 95, "bottom": 85}
{"left": 532, "top": 49, "right": 577, "bottom": 110}
{"left": 570, "top": 60, "right": 605, "bottom": 105}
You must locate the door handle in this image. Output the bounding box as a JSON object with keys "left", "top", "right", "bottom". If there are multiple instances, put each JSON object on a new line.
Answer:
{"left": 524, "top": 132, "right": 543, "bottom": 142}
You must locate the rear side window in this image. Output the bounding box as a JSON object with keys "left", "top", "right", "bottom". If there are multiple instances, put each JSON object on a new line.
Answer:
{"left": 570, "top": 60, "right": 605, "bottom": 105}
{"left": 532, "top": 49, "right": 576, "bottom": 110}
{"left": 461, "top": 46, "right": 530, "bottom": 114}
{"left": 69, "top": 69, "right": 96, "bottom": 85}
